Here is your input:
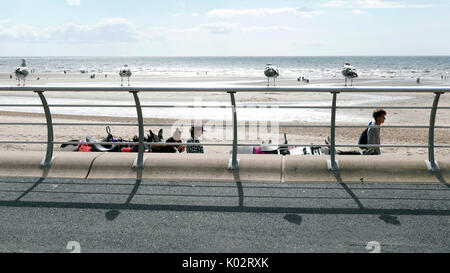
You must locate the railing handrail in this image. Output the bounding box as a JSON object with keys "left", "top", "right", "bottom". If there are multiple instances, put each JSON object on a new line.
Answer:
{"left": 1, "top": 122, "right": 450, "bottom": 129}
{"left": 1, "top": 104, "right": 450, "bottom": 110}
{"left": 0, "top": 85, "right": 450, "bottom": 93}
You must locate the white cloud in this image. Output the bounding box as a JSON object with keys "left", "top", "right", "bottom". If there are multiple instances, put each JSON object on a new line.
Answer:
{"left": 171, "top": 13, "right": 201, "bottom": 17}
{"left": 351, "top": 9, "right": 366, "bottom": 14}
{"left": 67, "top": 0, "right": 81, "bottom": 6}
{"left": 207, "top": 7, "right": 325, "bottom": 18}
{"left": 0, "top": 18, "right": 150, "bottom": 43}
{"left": 165, "top": 23, "right": 292, "bottom": 35}
{"left": 0, "top": 18, "right": 290, "bottom": 44}
{"left": 322, "top": 0, "right": 432, "bottom": 9}
{"left": 197, "top": 23, "right": 238, "bottom": 34}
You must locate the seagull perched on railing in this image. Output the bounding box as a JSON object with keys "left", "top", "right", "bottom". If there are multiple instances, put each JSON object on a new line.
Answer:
{"left": 342, "top": 63, "right": 358, "bottom": 86}
{"left": 264, "top": 64, "right": 279, "bottom": 86}
{"left": 14, "top": 59, "right": 29, "bottom": 86}
{"left": 119, "top": 65, "right": 132, "bottom": 86}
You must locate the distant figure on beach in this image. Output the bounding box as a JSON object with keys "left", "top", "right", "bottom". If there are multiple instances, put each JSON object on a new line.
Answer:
{"left": 264, "top": 64, "right": 279, "bottom": 86}
{"left": 187, "top": 126, "right": 205, "bottom": 154}
{"left": 342, "top": 63, "right": 358, "bottom": 86}
{"left": 105, "top": 74, "right": 108, "bottom": 78}
{"left": 9, "top": 74, "right": 12, "bottom": 79}
{"left": 64, "top": 70, "right": 67, "bottom": 74}
{"left": 416, "top": 77, "right": 420, "bottom": 84}
{"left": 362, "top": 109, "right": 387, "bottom": 155}
{"left": 119, "top": 65, "right": 132, "bottom": 86}
{"left": 14, "top": 59, "right": 29, "bottom": 86}
{"left": 90, "top": 73, "right": 96, "bottom": 79}
{"left": 36, "top": 77, "right": 40, "bottom": 81}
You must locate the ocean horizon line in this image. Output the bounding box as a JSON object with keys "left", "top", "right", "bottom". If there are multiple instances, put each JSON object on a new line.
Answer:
{"left": 1, "top": 55, "right": 450, "bottom": 58}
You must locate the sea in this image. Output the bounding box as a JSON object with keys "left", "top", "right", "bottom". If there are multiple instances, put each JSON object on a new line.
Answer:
{"left": 0, "top": 56, "right": 449, "bottom": 122}
{"left": 1, "top": 56, "right": 450, "bottom": 79}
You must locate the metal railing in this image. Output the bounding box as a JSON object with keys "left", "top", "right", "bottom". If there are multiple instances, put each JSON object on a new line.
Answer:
{"left": 0, "top": 86, "right": 448, "bottom": 173}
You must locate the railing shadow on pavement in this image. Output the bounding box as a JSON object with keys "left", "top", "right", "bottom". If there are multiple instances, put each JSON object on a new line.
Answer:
{"left": 433, "top": 171, "right": 450, "bottom": 189}
{"left": 14, "top": 168, "right": 50, "bottom": 202}
{"left": 1, "top": 177, "right": 449, "bottom": 221}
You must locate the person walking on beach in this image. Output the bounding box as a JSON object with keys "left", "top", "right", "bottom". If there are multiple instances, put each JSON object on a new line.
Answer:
{"left": 363, "top": 109, "right": 387, "bottom": 155}
{"left": 187, "top": 126, "right": 206, "bottom": 153}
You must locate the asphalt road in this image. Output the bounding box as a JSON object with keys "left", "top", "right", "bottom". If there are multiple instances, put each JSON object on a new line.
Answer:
{"left": 0, "top": 176, "right": 449, "bottom": 253}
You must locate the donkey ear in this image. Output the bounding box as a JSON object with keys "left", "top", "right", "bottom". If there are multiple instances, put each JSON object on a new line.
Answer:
{"left": 149, "top": 130, "right": 154, "bottom": 136}
{"left": 158, "top": 129, "right": 163, "bottom": 138}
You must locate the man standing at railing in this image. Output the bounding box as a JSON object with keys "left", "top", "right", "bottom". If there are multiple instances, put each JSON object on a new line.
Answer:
{"left": 363, "top": 109, "right": 387, "bottom": 155}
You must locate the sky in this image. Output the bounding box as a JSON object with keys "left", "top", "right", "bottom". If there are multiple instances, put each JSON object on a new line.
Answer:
{"left": 0, "top": 0, "right": 449, "bottom": 56}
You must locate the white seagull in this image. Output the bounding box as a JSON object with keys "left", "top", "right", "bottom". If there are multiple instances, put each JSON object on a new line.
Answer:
{"left": 341, "top": 63, "right": 358, "bottom": 86}
{"left": 264, "top": 64, "right": 280, "bottom": 86}
{"left": 14, "top": 59, "right": 29, "bottom": 86}
{"left": 119, "top": 65, "right": 132, "bottom": 86}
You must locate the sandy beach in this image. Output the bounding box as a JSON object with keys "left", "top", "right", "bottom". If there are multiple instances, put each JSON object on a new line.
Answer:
{"left": 0, "top": 73, "right": 449, "bottom": 158}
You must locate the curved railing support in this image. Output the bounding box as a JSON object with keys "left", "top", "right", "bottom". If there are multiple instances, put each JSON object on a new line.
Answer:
{"left": 131, "top": 91, "right": 145, "bottom": 169}
{"left": 426, "top": 92, "right": 444, "bottom": 172}
{"left": 227, "top": 91, "right": 239, "bottom": 170}
{"left": 35, "top": 91, "right": 54, "bottom": 169}
{"left": 328, "top": 91, "right": 340, "bottom": 172}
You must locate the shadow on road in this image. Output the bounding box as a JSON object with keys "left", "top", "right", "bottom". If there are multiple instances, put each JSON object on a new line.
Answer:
{"left": 333, "top": 171, "right": 365, "bottom": 210}
{"left": 333, "top": 170, "right": 407, "bottom": 226}
{"left": 434, "top": 171, "right": 450, "bottom": 189}
{"left": 0, "top": 199, "right": 448, "bottom": 216}
{"left": 105, "top": 168, "right": 143, "bottom": 221}
{"left": 379, "top": 214, "right": 401, "bottom": 225}
{"left": 232, "top": 170, "right": 244, "bottom": 208}
{"left": 284, "top": 214, "right": 303, "bottom": 225}
{"left": 14, "top": 168, "right": 50, "bottom": 202}
{"left": 0, "top": 174, "right": 449, "bottom": 218}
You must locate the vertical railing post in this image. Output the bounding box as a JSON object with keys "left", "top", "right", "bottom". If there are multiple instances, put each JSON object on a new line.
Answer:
{"left": 131, "top": 91, "right": 145, "bottom": 169}
{"left": 426, "top": 92, "right": 443, "bottom": 172}
{"left": 328, "top": 91, "right": 340, "bottom": 172}
{"left": 35, "top": 91, "right": 54, "bottom": 168}
{"left": 228, "top": 91, "right": 239, "bottom": 170}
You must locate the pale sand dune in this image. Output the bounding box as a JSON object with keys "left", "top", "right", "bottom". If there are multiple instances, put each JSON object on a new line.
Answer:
{"left": 0, "top": 74, "right": 449, "bottom": 158}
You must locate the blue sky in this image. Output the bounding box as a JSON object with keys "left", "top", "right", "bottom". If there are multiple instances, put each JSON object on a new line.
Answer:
{"left": 0, "top": 0, "right": 449, "bottom": 56}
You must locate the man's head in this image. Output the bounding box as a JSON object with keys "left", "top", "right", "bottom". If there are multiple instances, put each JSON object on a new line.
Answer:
{"left": 190, "top": 126, "right": 206, "bottom": 138}
{"left": 373, "top": 109, "right": 387, "bottom": 125}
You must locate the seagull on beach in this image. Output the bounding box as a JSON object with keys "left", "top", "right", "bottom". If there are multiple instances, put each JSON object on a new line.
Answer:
{"left": 264, "top": 64, "right": 279, "bottom": 86}
{"left": 14, "top": 59, "right": 29, "bottom": 86}
{"left": 119, "top": 65, "right": 132, "bottom": 86}
{"left": 341, "top": 63, "right": 358, "bottom": 86}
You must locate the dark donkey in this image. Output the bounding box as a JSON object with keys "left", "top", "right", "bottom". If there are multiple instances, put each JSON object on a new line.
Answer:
{"left": 147, "top": 129, "right": 174, "bottom": 153}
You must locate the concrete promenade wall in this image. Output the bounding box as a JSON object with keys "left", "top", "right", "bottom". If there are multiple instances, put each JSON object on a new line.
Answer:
{"left": 0, "top": 151, "right": 448, "bottom": 184}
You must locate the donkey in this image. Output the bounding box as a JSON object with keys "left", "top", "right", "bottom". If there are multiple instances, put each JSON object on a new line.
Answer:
{"left": 147, "top": 129, "right": 173, "bottom": 153}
